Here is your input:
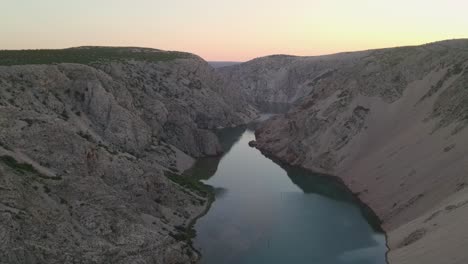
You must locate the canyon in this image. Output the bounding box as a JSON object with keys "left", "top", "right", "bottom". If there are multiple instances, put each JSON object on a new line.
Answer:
{"left": 1, "top": 40, "right": 468, "bottom": 263}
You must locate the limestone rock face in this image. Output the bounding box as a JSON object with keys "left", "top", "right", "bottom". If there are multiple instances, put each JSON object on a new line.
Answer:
{"left": 219, "top": 55, "right": 303, "bottom": 104}
{"left": 0, "top": 51, "right": 256, "bottom": 264}
{"left": 241, "top": 40, "right": 468, "bottom": 264}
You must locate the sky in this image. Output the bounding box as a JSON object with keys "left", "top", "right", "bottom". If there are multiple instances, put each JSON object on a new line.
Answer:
{"left": 1, "top": 0, "right": 468, "bottom": 61}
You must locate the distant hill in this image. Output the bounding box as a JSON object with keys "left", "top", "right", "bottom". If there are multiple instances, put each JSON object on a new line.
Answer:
{"left": 0, "top": 46, "right": 193, "bottom": 66}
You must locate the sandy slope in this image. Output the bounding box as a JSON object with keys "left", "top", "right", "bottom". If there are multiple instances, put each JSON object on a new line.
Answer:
{"left": 388, "top": 187, "right": 468, "bottom": 264}
{"left": 243, "top": 40, "right": 468, "bottom": 263}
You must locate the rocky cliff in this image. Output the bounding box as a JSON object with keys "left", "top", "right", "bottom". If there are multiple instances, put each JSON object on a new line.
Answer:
{"left": 0, "top": 47, "right": 256, "bottom": 264}
{"left": 244, "top": 40, "right": 468, "bottom": 264}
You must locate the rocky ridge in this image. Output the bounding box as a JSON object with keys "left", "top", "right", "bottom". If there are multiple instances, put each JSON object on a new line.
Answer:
{"left": 0, "top": 47, "right": 256, "bottom": 264}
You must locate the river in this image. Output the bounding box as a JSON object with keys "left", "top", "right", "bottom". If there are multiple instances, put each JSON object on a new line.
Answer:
{"left": 187, "top": 123, "right": 387, "bottom": 264}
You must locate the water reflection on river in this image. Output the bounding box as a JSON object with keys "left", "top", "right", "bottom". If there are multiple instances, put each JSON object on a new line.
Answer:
{"left": 187, "top": 122, "right": 387, "bottom": 264}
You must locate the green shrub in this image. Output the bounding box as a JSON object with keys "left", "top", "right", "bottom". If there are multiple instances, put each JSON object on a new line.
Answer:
{"left": 77, "top": 131, "right": 92, "bottom": 141}
{"left": 0, "top": 155, "right": 38, "bottom": 174}
{"left": 0, "top": 141, "right": 11, "bottom": 151}
{"left": 60, "top": 110, "right": 69, "bottom": 120}
{"left": 0, "top": 155, "right": 61, "bottom": 180}
{"left": 164, "top": 171, "right": 214, "bottom": 198}
{"left": 452, "top": 62, "right": 464, "bottom": 75}
{"left": 169, "top": 225, "right": 197, "bottom": 242}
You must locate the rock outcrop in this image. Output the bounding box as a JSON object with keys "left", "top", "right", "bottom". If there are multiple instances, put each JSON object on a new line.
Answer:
{"left": 0, "top": 47, "right": 256, "bottom": 264}
{"left": 241, "top": 40, "right": 468, "bottom": 264}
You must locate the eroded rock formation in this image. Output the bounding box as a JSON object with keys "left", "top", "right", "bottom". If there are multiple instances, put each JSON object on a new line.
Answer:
{"left": 0, "top": 48, "right": 256, "bottom": 264}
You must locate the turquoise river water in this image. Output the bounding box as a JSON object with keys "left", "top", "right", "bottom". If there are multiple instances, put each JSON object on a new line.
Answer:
{"left": 187, "top": 125, "right": 387, "bottom": 264}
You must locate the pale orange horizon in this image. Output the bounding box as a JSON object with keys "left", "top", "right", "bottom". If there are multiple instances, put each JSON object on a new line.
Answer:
{"left": 2, "top": 0, "right": 468, "bottom": 61}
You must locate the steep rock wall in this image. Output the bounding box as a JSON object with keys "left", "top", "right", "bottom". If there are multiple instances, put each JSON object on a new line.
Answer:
{"left": 246, "top": 40, "right": 468, "bottom": 264}
{"left": 0, "top": 49, "right": 257, "bottom": 264}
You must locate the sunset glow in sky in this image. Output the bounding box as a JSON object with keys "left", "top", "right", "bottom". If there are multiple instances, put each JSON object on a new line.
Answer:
{"left": 2, "top": 0, "right": 468, "bottom": 61}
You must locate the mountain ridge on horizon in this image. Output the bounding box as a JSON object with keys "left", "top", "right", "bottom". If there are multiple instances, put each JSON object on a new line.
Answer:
{"left": 2, "top": 38, "right": 468, "bottom": 65}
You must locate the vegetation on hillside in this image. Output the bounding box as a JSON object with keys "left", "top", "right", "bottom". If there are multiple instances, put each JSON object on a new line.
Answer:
{"left": 164, "top": 170, "right": 214, "bottom": 199}
{"left": 0, "top": 155, "right": 62, "bottom": 180}
{"left": 0, "top": 47, "right": 193, "bottom": 66}
{"left": 0, "top": 155, "right": 38, "bottom": 174}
